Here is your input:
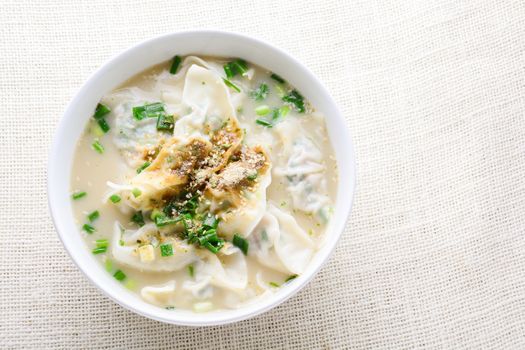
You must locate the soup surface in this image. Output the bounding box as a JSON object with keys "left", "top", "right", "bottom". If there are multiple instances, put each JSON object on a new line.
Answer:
{"left": 71, "top": 55, "right": 338, "bottom": 311}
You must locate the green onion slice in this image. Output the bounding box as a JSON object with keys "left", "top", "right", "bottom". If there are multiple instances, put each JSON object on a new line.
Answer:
{"left": 132, "top": 102, "right": 165, "bottom": 120}
{"left": 87, "top": 210, "right": 99, "bottom": 222}
{"left": 270, "top": 73, "right": 285, "bottom": 83}
{"left": 82, "top": 223, "right": 95, "bottom": 234}
{"left": 113, "top": 270, "right": 126, "bottom": 281}
{"left": 72, "top": 191, "right": 87, "bottom": 200}
{"left": 109, "top": 194, "right": 121, "bottom": 203}
{"left": 223, "top": 78, "right": 241, "bottom": 92}
{"left": 160, "top": 243, "right": 173, "bottom": 257}
{"left": 232, "top": 234, "right": 249, "bottom": 255}
{"left": 92, "top": 139, "right": 104, "bottom": 154}
{"left": 136, "top": 161, "right": 151, "bottom": 174}
{"left": 169, "top": 55, "right": 182, "bottom": 74}
{"left": 131, "top": 211, "right": 145, "bottom": 227}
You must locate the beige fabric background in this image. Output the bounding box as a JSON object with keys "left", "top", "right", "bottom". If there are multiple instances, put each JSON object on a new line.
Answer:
{"left": 2, "top": 0, "right": 525, "bottom": 348}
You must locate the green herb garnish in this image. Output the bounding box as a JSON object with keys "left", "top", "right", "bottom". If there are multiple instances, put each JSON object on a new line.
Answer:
{"left": 109, "top": 194, "right": 121, "bottom": 203}
{"left": 136, "top": 161, "right": 151, "bottom": 174}
{"left": 169, "top": 55, "right": 182, "bottom": 74}
{"left": 132, "top": 102, "right": 165, "bottom": 120}
{"left": 87, "top": 210, "right": 100, "bottom": 222}
{"left": 93, "top": 103, "right": 111, "bottom": 133}
{"left": 160, "top": 243, "right": 173, "bottom": 257}
{"left": 95, "top": 239, "right": 108, "bottom": 248}
{"left": 131, "top": 211, "right": 145, "bottom": 227}
{"left": 247, "top": 173, "right": 257, "bottom": 181}
{"left": 94, "top": 103, "right": 110, "bottom": 119}
{"left": 255, "top": 105, "right": 270, "bottom": 116}
{"left": 255, "top": 106, "right": 289, "bottom": 128}
{"left": 250, "top": 83, "right": 269, "bottom": 101}
{"left": 131, "top": 188, "right": 142, "bottom": 198}
{"left": 113, "top": 270, "right": 126, "bottom": 281}
{"left": 92, "top": 139, "right": 104, "bottom": 154}
{"left": 224, "top": 59, "right": 248, "bottom": 78}
{"left": 285, "top": 274, "right": 298, "bottom": 282}
{"left": 82, "top": 223, "right": 95, "bottom": 234}
{"left": 72, "top": 191, "right": 87, "bottom": 200}
{"left": 269, "top": 281, "right": 280, "bottom": 288}
{"left": 232, "top": 234, "right": 249, "bottom": 255}
{"left": 270, "top": 73, "right": 285, "bottom": 83}
{"left": 282, "top": 90, "right": 305, "bottom": 113}
{"left": 223, "top": 78, "right": 241, "bottom": 92}
{"left": 156, "top": 114, "right": 174, "bottom": 132}
{"left": 188, "top": 264, "right": 194, "bottom": 277}
{"left": 92, "top": 247, "right": 107, "bottom": 254}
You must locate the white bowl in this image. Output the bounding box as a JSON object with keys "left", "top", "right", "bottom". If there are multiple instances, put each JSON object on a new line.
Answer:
{"left": 48, "top": 30, "right": 356, "bottom": 326}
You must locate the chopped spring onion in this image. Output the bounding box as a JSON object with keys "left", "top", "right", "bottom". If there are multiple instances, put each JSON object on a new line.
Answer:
{"left": 255, "top": 106, "right": 289, "bottom": 128}
{"left": 250, "top": 83, "right": 269, "bottom": 101}
{"left": 202, "top": 214, "right": 219, "bottom": 229}
{"left": 270, "top": 73, "right": 285, "bottom": 83}
{"left": 82, "top": 223, "right": 95, "bottom": 234}
{"left": 113, "top": 270, "right": 126, "bottom": 281}
{"left": 285, "top": 274, "right": 298, "bottom": 283}
{"left": 255, "top": 119, "right": 273, "bottom": 127}
{"left": 94, "top": 103, "right": 111, "bottom": 119}
{"left": 136, "top": 161, "right": 151, "bottom": 174}
{"left": 246, "top": 173, "right": 258, "bottom": 181}
{"left": 92, "top": 139, "right": 104, "bottom": 154}
{"left": 132, "top": 102, "right": 165, "bottom": 120}
{"left": 255, "top": 105, "right": 270, "bottom": 116}
{"left": 232, "top": 234, "right": 249, "bottom": 255}
{"left": 109, "top": 194, "right": 121, "bottom": 203}
{"left": 93, "top": 103, "right": 111, "bottom": 133}
{"left": 154, "top": 213, "right": 180, "bottom": 227}
{"left": 95, "top": 239, "right": 109, "bottom": 248}
{"left": 160, "top": 243, "right": 173, "bottom": 257}
{"left": 165, "top": 306, "right": 176, "bottom": 310}
{"left": 169, "top": 55, "right": 182, "bottom": 74}
{"left": 269, "top": 282, "right": 280, "bottom": 288}
{"left": 224, "top": 59, "right": 248, "bottom": 78}
{"left": 71, "top": 191, "right": 87, "bottom": 200}
{"left": 223, "top": 78, "right": 241, "bottom": 92}
{"left": 156, "top": 114, "right": 174, "bottom": 132}
{"left": 224, "top": 64, "right": 234, "bottom": 79}
{"left": 92, "top": 247, "right": 107, "bottom": 254}
{"left": 131, "top": 188, "right": 142, "bottom": 198}
{"left": 282, "top": 90, "right": 305, "bottom": 113}
{"left": 232, "top": 59, "right": 248, "bottom": 76}
{"left": 188, "top": 264, "right": 194, "bottom": 277}
{"left": 87, "top": 210, "right": 99, "bottom": 222}
{"left": 131, "top": 211, "right": 145, "bottom": 227}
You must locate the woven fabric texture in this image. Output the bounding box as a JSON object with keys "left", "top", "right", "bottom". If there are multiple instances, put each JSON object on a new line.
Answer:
{"left": 2, "top": 0, "right": 525, "bottom": 348}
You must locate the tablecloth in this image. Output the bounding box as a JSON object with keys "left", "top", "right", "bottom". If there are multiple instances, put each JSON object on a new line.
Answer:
{"left": 2, "top": 0, "right": 525, "bottom": 348}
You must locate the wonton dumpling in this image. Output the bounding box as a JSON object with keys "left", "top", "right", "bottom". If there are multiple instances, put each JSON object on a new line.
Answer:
{"left": 112, "top": 223, "right": 196, "bottom": 272}
{"left": 183, "top": 244, "right": 248, "bottom": 298}
{"left": 206, "top": 146, "right": 271, "bottom": 238}
{"left": 249, "top": 205, "right": 315, "bottom": 275}
{"left": 274, "top": 120, "right": 331, "bottom": 217}
{"left": 176, "top": 64, "right": 237, "bottom": 139}
{"left": 141, "top": 280, "right": 177, "bottom": 307}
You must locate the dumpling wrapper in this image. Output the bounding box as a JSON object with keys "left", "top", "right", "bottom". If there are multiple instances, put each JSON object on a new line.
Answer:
{"left": 111, "top": 222, "right": 196, "bottom": 272}
{"left": 249, "top": 205, "right": 315, "bottom": 275}
{"left": 183, "top": 244, "right": 248, "bottom": 297}
{"left": 141, "top": 280, "right": 177, "bottom": 307}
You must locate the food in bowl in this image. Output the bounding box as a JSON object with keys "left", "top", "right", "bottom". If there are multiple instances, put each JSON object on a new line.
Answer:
{"left": 70, "top": 55, "right": 338, "bottom": 312}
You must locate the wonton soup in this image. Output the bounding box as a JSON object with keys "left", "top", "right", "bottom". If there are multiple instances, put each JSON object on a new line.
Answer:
{"left": 71, "top": 56, "right": 338, "bottom": 312}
